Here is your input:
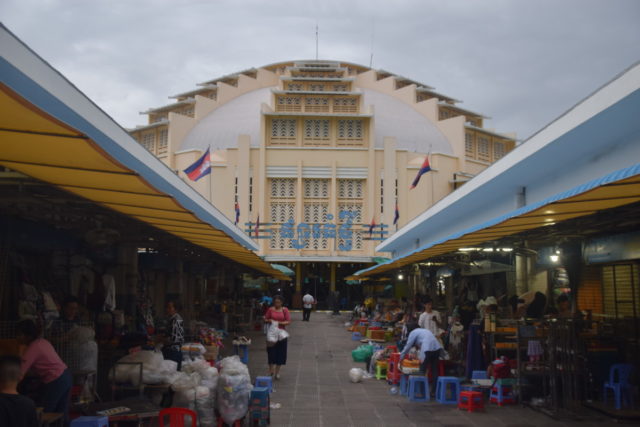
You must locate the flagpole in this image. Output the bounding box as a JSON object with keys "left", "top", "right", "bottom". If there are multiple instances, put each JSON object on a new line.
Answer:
{"left": 208, "top": 145, "right": 213, "bottom": 204}
{"left": 428, "top": 145, "right": 434, "bottom": 206}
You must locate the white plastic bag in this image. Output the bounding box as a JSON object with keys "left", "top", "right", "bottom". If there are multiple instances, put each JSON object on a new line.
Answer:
{"left": 219, "top": 355, "right": 250, "bottom": 377}
{"left": 266, "top": 321, "right": 280, "bottom": 344}
{"left": 349, "top": 368, "right": 366, "bottom": 383}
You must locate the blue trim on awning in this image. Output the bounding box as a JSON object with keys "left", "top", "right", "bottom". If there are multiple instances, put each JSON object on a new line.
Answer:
{"left": 355, "top": 161, "right": 640, "bottom": 276}
{"left": 0, "top": 56, "right": 258, "bottom": 251}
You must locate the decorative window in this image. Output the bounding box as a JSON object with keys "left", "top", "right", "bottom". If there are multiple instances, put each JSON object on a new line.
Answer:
{"left": 338, "top": 230, "right": 363, "bottom": 251}
{"left": 270, "top": 178, "right": 296, "bottom": 198}
{"left": 141, "top": 132, "right": 155, "bottom": 153}
{"left": 305, "top": 97, "right": 329, "bottom": 112}
{"left": 309, "top": 84, "right": 325, "bottom": 92}
{"left": 303, "top": 119, "right": 330, "bottom": 144}
{"left": 287, "top": 83, "right": 303, "bottom": 91}
{"left": 303, "top": 202, "right": 329, "bottom": 223}
{"left": 333, "top": 84, "right": 348, "bottom": 92}
{"left": 439, "top": 109, "right": 450, "bottom": 120}
{"left": 270, "top": 202, "right": 296, "bottom": 223}
{"left": 270, "top": 228, "right": 294, "bottom": 250}
{"left": 270, "top": 119, "right": 297, "bottom": 141}
{"left": 157, "top": 129, "right": 168, "bottom": 155}
{"left": 303, "top": 179, "right": 330, "bottom": 198}
{"left": 338, "top": 179, "right": 364, "bottom": 199}
{"left": 477, "top": 136, "right": 490, "bottom": 161}
{"left": 494, "top": 141, "right": 506, "bottom": 160}
{"left": 333, "top": 97, "right": 358, "bottom": 113}
{"left": 276, "top": 96, "right": 301, "bottom": 112}
{"left": 337, "top": 119, "right": 363, "bottom": 140}
{"left": 337, "top": 202, "right": 363, "bottom": 223}
{"left": 465, "top": 133, "right": 475, "bottom": 158}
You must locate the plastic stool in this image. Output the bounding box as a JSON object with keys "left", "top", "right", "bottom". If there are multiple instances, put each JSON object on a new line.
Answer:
{"left": 490, "top": 381, "right": 515, "bottom": 406}
{"left": 408, "top": 376, "right": 430, "bottom": 402}
{"left": 386, "top": 345, "right": 398, "bottom": 353}
{"left": 375, "top": 362, "right": 388, "bottom": 380}
{"left": 233, "top": 344, "right": 249, "bottom": 364}
{"left": 249, "top": 386, "right": 270, "bottom": 426}
{"left": 159, "top": 408, "right": 197, "bottom": 427}
{"left": 216, "top": 418, "right": 242, "bottom": 427}
{"left": 399, "top": 374, "right": 410, "bottom": 396}
{"left": 386, "top": 353, "right": 401, "bottom": 385}
{"left": 351, "top": 331, "right": 362, "bottom": 341}
{"left": 458, "top": 390, "right": 484, "bottom": 412}
{"left": 71, "top": 416, "right": 109, "bottom": 427}
{"left": 436, "top": 376, "right": 461, "bottom": 404}
{"left": 472, "top": 370, "right": 488, "bottom": 380}
{"left": 255, "top": 376, "right": 273, "bottom": 394}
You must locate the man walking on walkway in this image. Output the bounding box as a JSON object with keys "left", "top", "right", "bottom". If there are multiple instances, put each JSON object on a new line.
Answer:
{"left": 302, "top": 291, "right": 315, "bottom": 321}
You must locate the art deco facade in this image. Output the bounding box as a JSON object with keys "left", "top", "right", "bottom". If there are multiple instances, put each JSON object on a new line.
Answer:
{"left": 129, "top": 60, "right": 516, "bottom": 303}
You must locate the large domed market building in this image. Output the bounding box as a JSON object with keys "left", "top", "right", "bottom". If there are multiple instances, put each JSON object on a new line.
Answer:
{"left": 129, "top": 60, "right": 517, "bottom": 307}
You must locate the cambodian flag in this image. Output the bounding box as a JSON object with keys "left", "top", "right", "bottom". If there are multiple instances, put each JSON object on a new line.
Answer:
{"left": 368, "top": 217, "right": 376, "bottom": 238}
{"left": 183, "top": 148, "right": 211, "bottom": 181}
{"left": 393, "top": 202, "right": 400, "bottom": 225}
{"left": 410, "top": 155, "right": 431, "bottom": 189}
{"left": 234, "top": 202, "right": 240, "bottom": 225}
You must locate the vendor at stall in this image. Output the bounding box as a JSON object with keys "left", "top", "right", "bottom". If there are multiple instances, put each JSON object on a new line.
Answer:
{"left": 158, "top": 300, "right": 185, "bottom": 370}
{"left": 399, "top": 323, "right": 442, "bottom": 397}
{"left": 418, "top": 297, "right": 443, "bottom": 337}
{"left": 17, "top": 320, "right": 72, "bottom": 426}
{"left": 50, "top": 297, "right": 81, "bottom": 337}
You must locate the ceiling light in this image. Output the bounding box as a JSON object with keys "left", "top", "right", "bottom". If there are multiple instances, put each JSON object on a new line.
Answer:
{"left": 482, "top": 248, "right": 494, "bottom": 252}
{"left": 397, "top": 274, "right": 404, "bottom": 280}
{"left": 549, "top": 254, "right": 559, "bottom": 262}
{"left": 501, "top": 248, "right": 513, "bottom": 252}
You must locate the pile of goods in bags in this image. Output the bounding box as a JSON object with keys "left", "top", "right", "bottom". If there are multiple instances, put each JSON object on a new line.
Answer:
{"left": 217, "top": 355, "right": 253, "bottom": 425}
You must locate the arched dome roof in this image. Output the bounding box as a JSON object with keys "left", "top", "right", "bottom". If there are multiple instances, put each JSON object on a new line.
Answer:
{"left": 180, "top": 86, "right": 452, "bottom": 154}
{"left": 362, "top": 89, "right": 452, "bottom": 154}
{"left": 181, "top": 87, "right": 271, "bottom": 151}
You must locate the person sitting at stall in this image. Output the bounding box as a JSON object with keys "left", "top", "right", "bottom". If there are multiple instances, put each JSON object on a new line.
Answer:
{"left": 525, "top": 292, "right": 547, "bottom": 319}
{"left": 17, "top": 320, "right": 72, "bottom": 426}
{"left": 399, "top": 323, "right": 442, "bottom": 397}
{"left": 555, "top": 294, "right": 572, "bottom": 319}
{"left": 418, "top": 297, "right": 443, "bottom": 337}
{"left": 0, "top": 355, "right": 38, "bottom": 427}
{"left": 50, "top": 297, "right": 81, "bottom": 338}
{"left": 157, "top": 300, "right": 185, "bottom": 370}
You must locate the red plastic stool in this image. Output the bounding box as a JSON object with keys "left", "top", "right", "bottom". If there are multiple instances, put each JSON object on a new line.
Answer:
{"left": 386, "top": 345, "right": 398, "bottom": 353}
{"left": 159, "top": 408, "right": 197, "bottom": 427}
{"left": 387, "top": 353, "right": 402, "bottom": 384}
{"left": 458, "top": 390, "right": 484, "bottom": 412}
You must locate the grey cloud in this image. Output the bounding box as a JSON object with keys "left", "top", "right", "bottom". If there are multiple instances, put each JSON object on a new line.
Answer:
{"left": 1, "top": 0, "right": 638, "bottom": 139}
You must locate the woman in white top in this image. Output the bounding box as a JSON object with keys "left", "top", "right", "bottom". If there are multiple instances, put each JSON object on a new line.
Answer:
{"left": 418, "top": 297, "right": 442, "bottom": 337}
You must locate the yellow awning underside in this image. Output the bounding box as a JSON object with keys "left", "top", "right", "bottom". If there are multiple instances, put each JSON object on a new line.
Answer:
{"left": 0, "top": 85, "right": 289, "bottom": 281}
{"left": 354, "top": 174, "right": 640, "bottom": 278}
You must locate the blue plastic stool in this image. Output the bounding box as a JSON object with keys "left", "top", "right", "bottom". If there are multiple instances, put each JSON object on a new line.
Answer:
{"left": 490, "top": 379, "right": 516, "bottom": 405}
{"left": 70, "top": 416, "right": 109, "bottom": 427}
{"left": 603, "top": 363, "right": 634, "bottom": 410}
{"left": 234, "top": 344, "right": 249, "bottom": 364}
{"left": 399, "top": 374, "right": 410, "bottom": 396}
{"left": 472, "top": 370, "right": 488, "bottom": 380}
{"left": 408, "top": 376, "right": 430, "bottom": 402}
{"left": 255, "top": 376, "right": 273, "bottom": 394}
{"left": 351, "top": 331, "right": 362, "bottom": 341}
{"left": 249, "top": 387, "right": 270, "bottom": 426}
{"left": 436, "top": 376, "right": 461, "bottom": 404}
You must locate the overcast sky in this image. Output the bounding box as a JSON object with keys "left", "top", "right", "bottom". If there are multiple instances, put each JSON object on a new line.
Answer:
{"left": 2, "top": 0, "right": 639, "bottom": 140}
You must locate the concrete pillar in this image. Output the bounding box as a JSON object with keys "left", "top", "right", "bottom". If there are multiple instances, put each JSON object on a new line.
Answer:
{"left": 330, "top": 263, "right": 337, "bottom": 292}
{"left": 295, "top": 262, "right": 302, "bottom": 292}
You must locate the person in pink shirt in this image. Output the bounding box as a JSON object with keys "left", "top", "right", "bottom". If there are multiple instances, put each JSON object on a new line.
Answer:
{"left": 17, "top": 320, "right": 72, "bottom": 426}
{"left": 264, "top": 295, "right": 290, "bottom": 380}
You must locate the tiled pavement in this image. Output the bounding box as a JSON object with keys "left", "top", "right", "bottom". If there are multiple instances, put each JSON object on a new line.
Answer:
{"left": 232, "top": 312, "right": 620, "bottom": 427}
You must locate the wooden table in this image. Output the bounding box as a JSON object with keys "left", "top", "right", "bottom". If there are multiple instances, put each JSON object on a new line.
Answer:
{"left": 81, "top": 397, "right": 160, "bottom": 426}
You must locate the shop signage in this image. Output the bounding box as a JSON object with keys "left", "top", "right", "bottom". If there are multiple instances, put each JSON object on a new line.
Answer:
{"left": 245, "top": 210, "right": 388, "bottom": 250}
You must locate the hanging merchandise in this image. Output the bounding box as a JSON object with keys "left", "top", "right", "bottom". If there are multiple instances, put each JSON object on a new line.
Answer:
{"left": 102, "top": 273, "right": 116, "bottom": 311}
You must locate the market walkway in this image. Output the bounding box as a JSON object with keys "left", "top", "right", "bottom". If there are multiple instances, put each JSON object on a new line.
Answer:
{"left": 239, "top": 312, "right": 614, "bottom": 427}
